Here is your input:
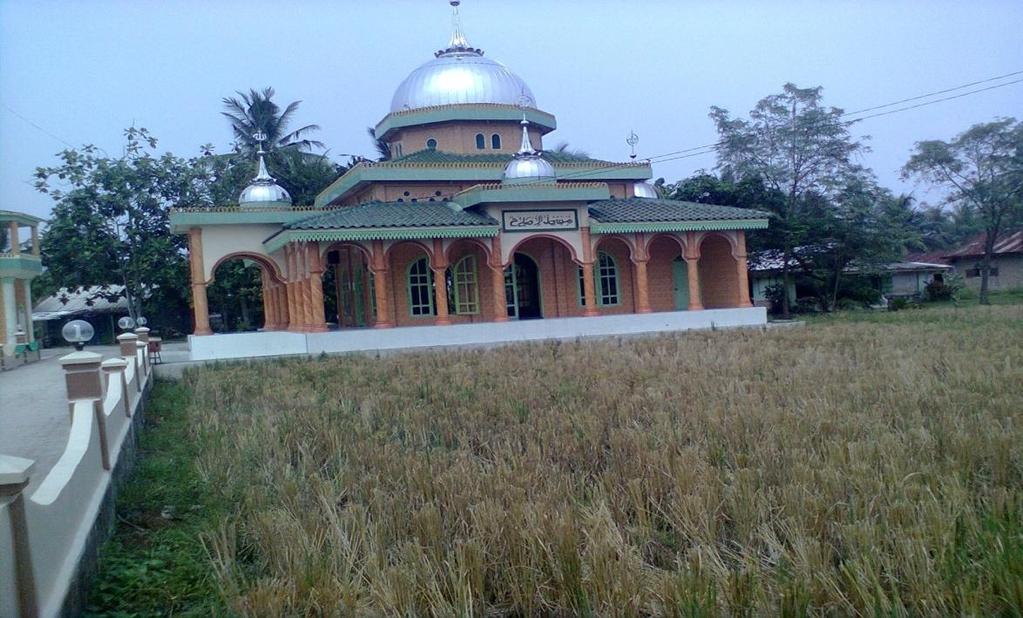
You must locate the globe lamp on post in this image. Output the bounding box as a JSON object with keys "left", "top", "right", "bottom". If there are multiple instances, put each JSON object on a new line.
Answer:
{"left": 62, "top": 320, "right": 95, "bottom": 351}
{"left": 117, "top": 316, "right": 136, "bottom": 332}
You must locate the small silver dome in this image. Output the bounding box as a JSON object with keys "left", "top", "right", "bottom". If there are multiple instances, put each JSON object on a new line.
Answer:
{"left": 503, "top": 118, "right": 555, "bottom": 184}
{"left": 633, "top": 181, "right": 658, "bottom": 198}
{"left": 238, "top": 154, "right": 292, "bottom": 207}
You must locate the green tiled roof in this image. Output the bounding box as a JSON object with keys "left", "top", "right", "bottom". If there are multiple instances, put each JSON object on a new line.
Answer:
{"left": 286, "top": 201, "right": 497, "bottom": 230}
{"left": 589, "top": 198, "right": 770, "bottom": 223}
{"left": 391, "top": 149, "right": 610, "bottom": 165}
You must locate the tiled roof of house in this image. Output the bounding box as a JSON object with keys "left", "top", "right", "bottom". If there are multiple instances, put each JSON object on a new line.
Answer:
{"left": 588, "top": 198, "right": 771, "bottom": 223}
{"left": 944, "top": 230, "right": 1023, "bottom": 258}
{"left": 286, "top": 201, "right": 497, "bottom": 230}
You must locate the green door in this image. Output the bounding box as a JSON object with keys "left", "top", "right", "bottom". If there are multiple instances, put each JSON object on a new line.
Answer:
{"left": 672, "top": 257, "right": 689, "bottom": 310}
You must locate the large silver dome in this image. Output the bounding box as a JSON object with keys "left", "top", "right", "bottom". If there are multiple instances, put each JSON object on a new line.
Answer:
{"left": 390, "top": 44, "right": 534, "bottom": 113}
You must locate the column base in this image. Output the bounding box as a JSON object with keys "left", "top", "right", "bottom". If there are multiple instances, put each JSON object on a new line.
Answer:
{"left": 688, "top": 303, "right": 704, "bottom": 311}
{"left": 305, "top": 325, "right": 329, "bottom": 333}
{"left": 193, "top": 329, "right": 213, "bottom": 336}
{"left": 636, "top": 307, "right": 653, "bottom": 314}
{"left": 583, "top": 309, "right": 600, "bottom": 317}
{"left": 493, "top": 315, "right": 509, "bottom": 322}
{"left": 374, "top": 322, "right": 395, "bottom": 329}
{"left": 435, "top": 318, "right": 452, "bottom": 326}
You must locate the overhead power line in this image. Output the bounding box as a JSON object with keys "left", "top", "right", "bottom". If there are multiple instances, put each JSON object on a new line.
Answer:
{"left": 539, "top": 70, "right": 1023, "bottom": 185}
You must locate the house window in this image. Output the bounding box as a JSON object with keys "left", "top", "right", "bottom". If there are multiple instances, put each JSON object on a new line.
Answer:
{"left": 965, "top": 267, "right": 999, "bottom": 278}
{"left": 407, "top": 257, "right": 435, "bottom": 316}
{"left": 448, "top": 256, "right": 479, "bottom": 315}
{"left": 475, "top": 133, "right": 486, "bottom": 150}
{"left": 426, "top": 138, "right": 437, "bottom": 150}
{"left": 577, "top": 251, "right": 620, "bottom": 306}
{"left": 491, "top": 133, "right": 502, "bottom": 149}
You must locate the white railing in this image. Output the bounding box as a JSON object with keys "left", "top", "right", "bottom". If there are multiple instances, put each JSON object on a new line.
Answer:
{"left": 0, "top": 329, "right": 152, "bottom": 617}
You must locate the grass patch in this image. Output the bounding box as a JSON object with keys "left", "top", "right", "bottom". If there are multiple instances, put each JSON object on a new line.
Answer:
{"left": 85, "top": 381, "right": 227, "bottom": 616}
{"left": 90, "top": 303, "right": 1023, "bottom": 615}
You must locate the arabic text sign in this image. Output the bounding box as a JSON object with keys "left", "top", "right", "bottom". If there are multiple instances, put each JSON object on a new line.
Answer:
{"left": 502, "top": 209, "right": 578, "bottom": 232}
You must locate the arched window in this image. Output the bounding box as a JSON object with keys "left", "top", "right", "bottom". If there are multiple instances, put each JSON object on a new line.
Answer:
{"left": 447, "top": 255, "right": 479, "bottom": 315}
{"left": 491, "top": 133, "right": 502, "bottom": 149}
{"left": 577, "top": 251, "right": 620, "bottom": 306}
{"left": 407, "top": 257, "right": 435, "bottom": 316}
{"left": 475, "top": 133, "right": 486, "bottom": 150}
{"left": 426, "top": 138, "right": 437, "bottom": 150}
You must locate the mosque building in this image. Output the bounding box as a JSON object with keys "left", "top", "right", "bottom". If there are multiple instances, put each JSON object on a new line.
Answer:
{"left": 170, "top": 3, "right": 768, "bottom": 340}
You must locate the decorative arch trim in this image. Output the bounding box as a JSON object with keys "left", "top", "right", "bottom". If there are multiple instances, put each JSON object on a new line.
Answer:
{"left": 206, "top": 251, "right": 285, "bottom": 286}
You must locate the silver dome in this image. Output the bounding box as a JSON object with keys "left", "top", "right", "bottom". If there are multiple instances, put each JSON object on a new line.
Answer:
{"left": 633, "top": 181, "right": 658, "bottom": 198}
{"left": 238, "top": 154, "right": 292, "bottom": 207}
{"left": 390, "top": 50, "right": 535, "bottom": 113}
{"left": 503, "top": 118, "right": 555, "bottom": 184}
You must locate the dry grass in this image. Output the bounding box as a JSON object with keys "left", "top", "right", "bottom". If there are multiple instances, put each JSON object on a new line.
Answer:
{"left": 184, "top": 305, "right": 1023, "bottom": 615}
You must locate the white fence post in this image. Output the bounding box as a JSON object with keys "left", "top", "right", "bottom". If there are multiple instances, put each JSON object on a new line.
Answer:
{"left": 117, "top": 333, "right": 140, "bottom": 393}
{"left": 101, "top": 358, "right": 129, "bottom": 417}
{"left": 59, "top": 351, "right": 110, "bottom": 470}
{"left": 0, "top": 455, "right": 39, "bottom": 618}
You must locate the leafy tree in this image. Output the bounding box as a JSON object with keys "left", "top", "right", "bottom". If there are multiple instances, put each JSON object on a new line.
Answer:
{"left": 903, "top": 117, "right": 1023, "bottom": 304}
{"left": 222, "top": 87, "right": 324, "bottom": 155}
{"left": 33, "top": 128, "right": 213, "bottom": 334}
{"left": 207, "top": 260, "right": 263, "bottom": 332}
{"left": 710, "top": 83, "right": 867, "bottom": 317}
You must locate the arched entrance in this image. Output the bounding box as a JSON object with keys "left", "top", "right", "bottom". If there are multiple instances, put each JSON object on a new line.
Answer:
{"left": 207, "top": 252, "right": 287, "bottom": 332}
{"left": 506, "top": 253, "right": 541, "bottom": 319}
{"left": 698, "top": 234, "right": 740, "bottom": 308}
{"left": 324, "top": 243, "right": 374, "bottom": 328}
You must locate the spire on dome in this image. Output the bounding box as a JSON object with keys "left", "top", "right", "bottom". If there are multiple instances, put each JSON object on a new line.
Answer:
{"left": 517, "top": 115, "right": 535, "bottom": 155}
{"left": 436, "top": 0, "right": 482, "bottom": 57}
{"left": 449, "top": 1, "right": 469, "bottom": 49}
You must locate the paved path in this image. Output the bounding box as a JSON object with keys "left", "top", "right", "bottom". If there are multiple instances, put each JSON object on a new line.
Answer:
{"left": 0, "top": 345, "right": 119, "bottom": 492}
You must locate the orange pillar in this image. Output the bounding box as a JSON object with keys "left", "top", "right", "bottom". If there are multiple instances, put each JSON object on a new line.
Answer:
{"left": 260, "top": 271, "right": 274, "bottom": 330}
{"left": 734, "top": 232, "right": 753, "bottom": 308}
{"left": 306, "top": 243, "right": 328, "bottom": 332}
{"left": 580, "top": 227, "right": 599, "bottom": 316}
{"left": 490, "top": 236, "right": 508, "bottom": 322}
{"left": 431, "top": 238, "right": 451, "bottom": 325}
{"left": 286, "top": 245, "right": 304, "bottom": 332}
{"left": 634, "top": 259, "right": 652, "bottom": 313}
{"left": 188, "top": 228, "right": 213, "bottom": 335}
{"left": 371, "top": 239, "right": 394, "bottom": 328}
{"left": 684, "top": 235, "right": 704, "bottom": 311}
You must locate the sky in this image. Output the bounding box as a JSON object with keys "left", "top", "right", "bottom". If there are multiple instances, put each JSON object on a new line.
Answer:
{"left": 1, "top": 0, "right": 1021, "bottom": 221}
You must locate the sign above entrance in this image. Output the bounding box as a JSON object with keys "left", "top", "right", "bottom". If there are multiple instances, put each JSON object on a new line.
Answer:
{"left": 501, "top": 209, "right": 579, "bottom": 232}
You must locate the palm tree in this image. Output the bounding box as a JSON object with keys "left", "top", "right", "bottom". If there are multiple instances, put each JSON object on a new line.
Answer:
{"left": 366, "top": 127, "right": 391, "bottom": 161}
{"left": 222, "top": 87, "right": 324, "bottom": 154}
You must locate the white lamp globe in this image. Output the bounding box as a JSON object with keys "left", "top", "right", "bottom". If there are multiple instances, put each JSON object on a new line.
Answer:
{"left": 62, "top": 320, "right": 95, "bottom": 350}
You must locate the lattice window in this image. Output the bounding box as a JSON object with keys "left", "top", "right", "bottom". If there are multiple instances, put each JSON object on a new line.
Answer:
{"left": 450, "top": 256, "right": 479, "bottom": 315}
{"left": 407, "top": 257, "right": 435, "bottom": 316}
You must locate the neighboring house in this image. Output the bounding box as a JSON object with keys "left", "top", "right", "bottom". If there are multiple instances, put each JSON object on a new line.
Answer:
{"left": 944, "top": 230, "right": 1023, "bottom": 292}
{"left": 32, "top": 286, "right": 130, "bottom": 346}
{"left": 884, "top": 257, "right": 952, "bottom": 297}
{"left": 748, "top": 249, "right": 952, "bottom": 307}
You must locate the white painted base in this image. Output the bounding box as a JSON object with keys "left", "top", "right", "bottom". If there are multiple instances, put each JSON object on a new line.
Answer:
{"left": 187, "top": 307, "right": 767, "bottom": 362}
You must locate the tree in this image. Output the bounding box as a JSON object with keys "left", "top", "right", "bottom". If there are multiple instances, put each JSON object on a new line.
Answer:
{"left": 710, "top": 83, "right": 867, "bottom": 317}
{"left": 903, "top": 117, "right": 1023, "bottom": 304}
{"left": 367, "top": 127, "right": 391, "bottom": 161}
{"left": 34, "top": 128, "right": 215, "bottom": 334}
{"left": 222, "top": 87, "right": 324, "bottom": 155}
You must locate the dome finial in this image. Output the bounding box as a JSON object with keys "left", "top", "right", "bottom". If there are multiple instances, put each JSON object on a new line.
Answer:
{"left": 448, "top": 1, "right": 469, "bottom": 50}
{"left": 251, "top": 130, "right": 273, "bottom": 182}
{"left": 518, "top": 114, "right": 534, "bottom": 155}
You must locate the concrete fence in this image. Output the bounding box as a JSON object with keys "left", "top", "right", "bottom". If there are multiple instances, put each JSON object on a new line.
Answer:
{"left": 0, "top": 329, "right": 153, "bottom": 617}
